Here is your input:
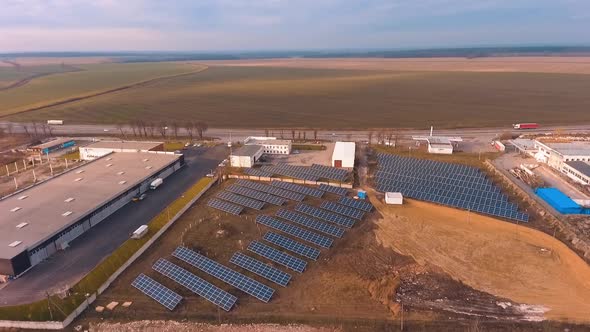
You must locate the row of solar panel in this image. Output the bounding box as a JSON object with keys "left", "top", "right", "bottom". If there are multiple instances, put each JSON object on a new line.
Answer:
{"left": 244, "top": 168, "right": 273, "bottom": 177}
{"left": 261, "top": 166, "right": 319, "bottom": 182}
{"left": 270, "top": 180, "right": 324, "bottom": 198}
{"left": 377, "top": 153, "right": 478, "bottom": 172}
{"left": 217, "top": 191, "right": 266, "bottom": 210}
{"left": 236, "top": 180, "right": 305, "bottom": 201}
{"left": 295, "top": 203, "right": 356, "bottom": 228}
{"left": 376, "top": 178, "right": 516, "bottom": 209}
{"left": 375, "top": 169, "right": 499, "bottom": 191}
{"left": 378, "top": 163, "right": 483, "bottom": 180}
{"left": 376, "top": 177, "right": 509, "bottom": 203}
{"left": 376, "top": 183, "right": 529, "bottom": 222}
{"left": 226, "top": 184, "right": 286, "bottom": 206}
{"left": 272, "top": 163, "right": 349, "bottom": 181}
{"left": 318, "top": 183, "right": 349, "bottom": 196}
{"left": 377, "top": 154, "right": 482, "bottom": 178}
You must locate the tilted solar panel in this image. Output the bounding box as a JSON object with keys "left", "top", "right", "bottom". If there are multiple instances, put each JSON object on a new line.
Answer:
{"left": 131, "top": 273, "right": 182, "bottom": 311}
{"left": 217, "top": 191, "right": 265, "bottom": 210}
{"left": 276, "top": 209, "right": 345, "bottom": 238}
{"left": 248, "top": 241, "right": 307, "bottom": 273}
{"left": 256, "top": 215, "right": 333, "bottom": 248}
{"left": 318, "top": 184, "right": 349, "bottom": 196}
{"left": 230, "top": 252, "right": 291, "bottom": 287}
{"left": 263, "top": 232, "right": 320, "bottom": 261}
{"left": 207, "top": 198, "right": 244, "bottom": 215}
{"left": 320, "top": 201, "right": 365, "bottom": 220}
{"left": 338, "top": 197, "right": 374, "bottom": 212}
{"left": 295, "top": 203, "right": 356, "bottom": 228}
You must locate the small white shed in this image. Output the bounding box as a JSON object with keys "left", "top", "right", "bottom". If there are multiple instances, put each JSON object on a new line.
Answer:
{"left": 332, "top": 142, "right": 356, "bottom": 168}
{"left": 385, "top": 192, "right": 403, "bottom": 205}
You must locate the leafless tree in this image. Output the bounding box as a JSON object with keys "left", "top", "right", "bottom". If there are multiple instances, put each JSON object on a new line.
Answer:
{"left": 6, "top": 123, "right": 13, "bottom": 135}
{"left": 303, "top": 131, "right": 306, "bottom": 140}
{"left": 32, "top": 121, "right": 39, "bottom": 137}
{"left": 291, "top": 130, "right": 296, "bottom": 140}
{"left": 195, "top": 121, "right": 208, "bottom": 139}
{"left": 264, "top": 129, "right": 270, "bottom": 137}
{"left": 376, "top": 131, "right": 384, "bottom": 144}
{"left": 22, "top": 124, "right": 31, "bottom": 137}
{"left": 386, "top": 131, "right": 396, "bottom": 147}
{"left": 298, "top": 131, "right": 301, "bottom": 140}
{"left": 171, "top": 122, "right": 179, "bottom": 139}
{"left": 147, "top": 123, "right": 155, "bottom": 137}
{"left": 129, "top": 121, "right": 137, "bottom": 137}
{"left": 47, "top": 125, "right": 54, "bottom": 137}
{"left": 368, "top": 131, "right": 374, "bottom": 145}
{"left": 116, "top": 123, "right": 126, "bottom": 138}
{"left": 313, "top": 129, "right": 318, "bottom": 140}
{"left": 158, "top": 121, "right": 168, "bottom": 138}
{"left": 184, "top": 122, "right": 194, "bottom": 141}
{"left": 280, "top": 130, "right": 284, "bottom": 139}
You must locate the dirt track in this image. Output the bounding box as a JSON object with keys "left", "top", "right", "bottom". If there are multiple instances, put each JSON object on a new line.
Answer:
{"left": 202, "top": 57, "right": 590, "bottom": 74}
{"left": 371, "top": 196, "right": 590, "bottom": 323}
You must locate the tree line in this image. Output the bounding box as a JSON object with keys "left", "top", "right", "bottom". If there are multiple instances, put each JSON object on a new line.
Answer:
{"left": 119, "top": 120, "right": 208, "bottom": 140}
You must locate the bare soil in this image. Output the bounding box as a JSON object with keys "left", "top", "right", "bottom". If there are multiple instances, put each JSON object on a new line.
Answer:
{"left": 202, "top": 57, "right": 590, "bottom": 74}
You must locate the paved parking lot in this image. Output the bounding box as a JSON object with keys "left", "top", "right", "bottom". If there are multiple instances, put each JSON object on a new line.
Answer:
{"left": 0, "top": 145, "right": 228, "bottom": 305}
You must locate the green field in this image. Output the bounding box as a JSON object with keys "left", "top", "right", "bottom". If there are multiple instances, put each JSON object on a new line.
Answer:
{"left": 0, "top": 64, "right": 73, "bottom": 89}
{"left": 5, "top": 64, "right": 590, "bottom": 128}
{"left": 0, "top": 62, "right": 201, "bottom": 117}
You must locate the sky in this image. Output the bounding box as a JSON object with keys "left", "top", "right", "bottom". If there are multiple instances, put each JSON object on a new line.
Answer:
{"left": 1, "top": 0, "right": 589, "bottom": 52}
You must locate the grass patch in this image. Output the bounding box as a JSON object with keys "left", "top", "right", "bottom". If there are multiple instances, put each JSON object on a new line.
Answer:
{"left": 0, "top": 177, "right": 213, "bottom": 321}
{"left": 163, "top": 141, "right": 186, "bottom": 151}
{"left": 62, "top": 149, "right": 80, "bottom": 160}
{"left": 6, "top": 66, "right": 590, "bottom": 128}
{"left": 292, "top": 144, "right": 326, "bottom": 151}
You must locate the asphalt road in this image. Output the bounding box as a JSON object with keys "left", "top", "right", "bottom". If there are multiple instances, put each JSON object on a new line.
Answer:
{"left": 0, "top": 145, "right": 228, "bottom": 306}
{"left": 3, "top": 122, "right": 590, "bottom": 144}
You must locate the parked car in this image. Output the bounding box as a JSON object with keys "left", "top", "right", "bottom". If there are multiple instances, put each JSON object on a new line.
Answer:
{"left": 206, "top": 173, "right": 215, "bottom": 178}
{"left": 132, "top": 193, "right": 147, "bottom": 202}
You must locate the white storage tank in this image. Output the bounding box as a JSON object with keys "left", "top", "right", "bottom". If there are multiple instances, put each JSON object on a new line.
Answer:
{"left": 385, "top": 192, "right": 403, "bottom": 205}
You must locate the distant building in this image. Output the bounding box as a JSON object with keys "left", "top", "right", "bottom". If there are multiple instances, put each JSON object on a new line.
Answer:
{"left": 244, "top": 136, "right": 292, "bottom": 155}
{"left": 230, "top": 145, "right": 264, "bottom": 168}
{"left": 562, "top": 161, "right": 590, "bottom": 185}
{"left": 30, "top": 138, "right": 75, "bottom": 155}
{"left": 80, "top": 141, "right": 164, "bottom": 161}
{"left": 331, "top": 142, "right": 355, "bottom": 168}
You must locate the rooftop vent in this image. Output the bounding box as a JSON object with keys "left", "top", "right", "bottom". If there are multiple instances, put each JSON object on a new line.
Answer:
{"left": 8, "top": 241, "right": 22, "bottom": 247}
{"left": 117, "top": 171, "right": 125, "bottom": 175}
{"left": 62, "top": 211, "right": 73, "bottom": 217}
{"left": 142, "top": 158, "right": 149, "bottom": 162}
{"left": 16, "top": 222, "right": 28, "bottom": 229}
{"left": 64, "top": 197, "right": 75, "bottom": 203}
{"left": 106, "top": 157, "right": 112, "bottom": 161}
{"left": 145, "top": 166, "right": 153, "bottom": 170}
{"left": 76, "top": 170, "right": 85, "bottom": 174}
{"left": 74, "top": 177, "right": 83, "bottom": 182}
{"left": 106, "top": 163, "right": 113, "bottom": 167}
{"left": 18, "top": 195, "right": 28, "bottom": 200}
{"left": 119, "top": 180, "right": 127, "bottom": 185}
{"left": 10, "top": 207, "right": 21, "bottom": 212}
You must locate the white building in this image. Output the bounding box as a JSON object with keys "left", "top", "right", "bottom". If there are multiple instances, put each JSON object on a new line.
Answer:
{"left": 230, "top": 145, "right": 264, "bottom": 168}
{"left": 331, "top": 142, "right": 355, "bottom": 168}
{"left": 244, "top": 136, "right": 291, "bottom": 155}
{"left": 80, "top": 141, "right": 164, "bottom": 161}
{"left": 562, "top": 161, "right": 590, "bottom": 185}
{"left": 385, "top": 192, "right": 403, "bottom": 205}
{"left": 412, "top": 127, "right": 462, "bottom": 155}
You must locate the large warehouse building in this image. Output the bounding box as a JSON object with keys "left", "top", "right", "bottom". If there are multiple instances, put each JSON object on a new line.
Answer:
{"left": 230, "top": 145, "right": 264, "bottom": 168}
{"left": 80, "top": 141, "right": 164, "bottom": 160}
{"left": 30, "top": 138, "right": 75, "bottom": 155}
{"left": 0, "top": 151, "right": 182, "bottom": 276}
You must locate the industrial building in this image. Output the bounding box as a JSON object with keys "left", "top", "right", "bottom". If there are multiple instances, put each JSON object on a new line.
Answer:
{"left": 562, "top": 161, "right": 590, "bottom": 185}
{"left": 80, "top": 141, "right": 164, "bottom": 161}
{"left": 230, "top": 145, "right": 264, "bottom": 168}
{"left": 30, "top": 138, "right": 75, "bottom": 154}
{"left": 331, "top": 142, "right": 355, "bottom": 168}
{"left": 412, "top": 127, "right": 462, "bottom": 155}
{"left": 244, "top": 137, "right": 292, "bottom": 155}
{"left": 0, "top": 151, "right": 183, "bottom": 276}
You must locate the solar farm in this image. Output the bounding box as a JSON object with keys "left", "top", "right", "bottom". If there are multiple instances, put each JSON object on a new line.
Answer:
{"left": 242, "top": 163, "right": 350, "bottom": 182}
{"left": 125, "top": 178, "right": 376, "bottom": 314}
{"left": 374, "top": 154, "right": 529, "bottom": 223}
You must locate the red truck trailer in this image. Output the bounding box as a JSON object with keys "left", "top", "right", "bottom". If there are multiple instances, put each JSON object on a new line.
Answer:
{"left": 513, "top": 123, "right": 539, "bottom": 130}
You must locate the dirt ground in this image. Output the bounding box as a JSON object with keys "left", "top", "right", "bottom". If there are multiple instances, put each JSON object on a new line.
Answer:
{"left": 202, "top": 57, "right": 590, "bottom": 74}
{"left": 369, "top": 194, "right": 590, "bottom": 323}
{"left": 89, "top": 321, "right": 338, "bottom": 332}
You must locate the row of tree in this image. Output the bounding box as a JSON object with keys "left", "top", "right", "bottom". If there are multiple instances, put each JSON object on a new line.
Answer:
{"left": 120, "top": 120, "right": 209, "bottom": 140}
{"left": 264, "top": 129, "right": 319, "bottom": 141}
{"left": 2, "top": 121, "right": 55, "bottom": 139}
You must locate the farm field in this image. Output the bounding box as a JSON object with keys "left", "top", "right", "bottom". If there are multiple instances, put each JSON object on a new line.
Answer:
{"left": 0, "top": 62, "right": 202, "bottom": 117}
{"left": 79, "top": 179, "right": 590, "bottom": 330}
{"left": 0, "top": 64, "right": 75, "bottom": 89}
{"left": 5, "top": 64, "right": 590, "bottom": 128}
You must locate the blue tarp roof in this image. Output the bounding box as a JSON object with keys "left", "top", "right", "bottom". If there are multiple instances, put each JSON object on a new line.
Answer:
{"left": 535, "top": 187, "right": 586, "bottom": 214}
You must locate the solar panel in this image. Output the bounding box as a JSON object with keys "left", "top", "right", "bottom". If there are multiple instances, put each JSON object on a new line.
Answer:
{"left": 338, "top": 197, "right": 373, "bottom": 212}
{"left": 244, "top": 168, "right": 273, "bottom": 177}
{"left": 226, "top": 184, "right": 286, "bottom": 206}
{"left": 236, "top": 180, "right": 305, "bottom": 201}
{"left": 172, "top": 247, "right": 275, "bottom": 303}
{"left": 208, "top": 198, "right": 244, "bottom": 215}
{"left": 131, "top": 273, "right": 182, "bottom": 311}
{"left": 248, "top": 241, "right": 307, "bottom": 273}
{"left": 320, "top": 201, "right": 365, "bottom": 220}
{"left": 295, "top": 203, "right": 356, "bottom": 228}
{"left": 263, "top": 232, "right": 320, "bottom": 261}
{"left": 230, "top": 252, "right": 291, "bottom": 287}
{"left": 270, "top": 181, "right": 324, "bottom": 198}
{"left": 256, "top": 215, "right": 333, "bottom": 248}
{"left": 275, "top": 209, "right": 345, "bottom": 238}
{"left": 318, "top": 184, "right": 349, "bottom": 196}
{"left": 152, "top": 258, "right": 237, "bottom": 312}
{"left": 217, "top": 191, "right": 265, "bottom": 210}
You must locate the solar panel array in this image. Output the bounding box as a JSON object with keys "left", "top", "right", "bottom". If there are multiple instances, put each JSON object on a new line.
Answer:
{"left": 320, "top": 201, "right": 365, "bottom": 220}
{"left": 263, "top": 232, "right": 320, "bottom": 261}
{"left": 276, "top": 209, "right": 345, "bottom": 238}
{"left": 248, "top": 241, "right": 307, "bottom": 273}
{"left": 173, "top": 246, "right": 275, "bottom": 302}
{"left": 375, "top": 154, "right": 529, "bottom": 222}
{"left": 230, "top": 252, "right": 291, "bottom": 287}
{"left": 131, "top": 274, "right": 182, "bottom": 311}
{"left": 295, "top": 203, "right": 356, "bottom": 228}
{"left": 152, "top": 258, "right": 237, "bottom": 311}
{"left": 217, "top": 191, "right": 265, "bottom": 210}
{"left": 338, "top": 197, "right": 374, "bottom": 212}
{"left": 318, "top": 184, "right": 349, "bottom": 196}
{"left": 270, "top": 181, "right": 324, "bottom": 198}
{"left": 259, "top": 164, "right": 349, "bottom": 181}
{"left": 256, "top": 215, "right": 333, "bottom": 248}
{"left": 244, "top": 168, "right": 273, "bottom": 177}
{"left": 208, "top": 198, "right": 244, "bottom": 215}
{"left": 236, "top": 180, "right": 305, "bottom": 201}
{"left": 226, "top": 184, "right": 286, "bottom": 206}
